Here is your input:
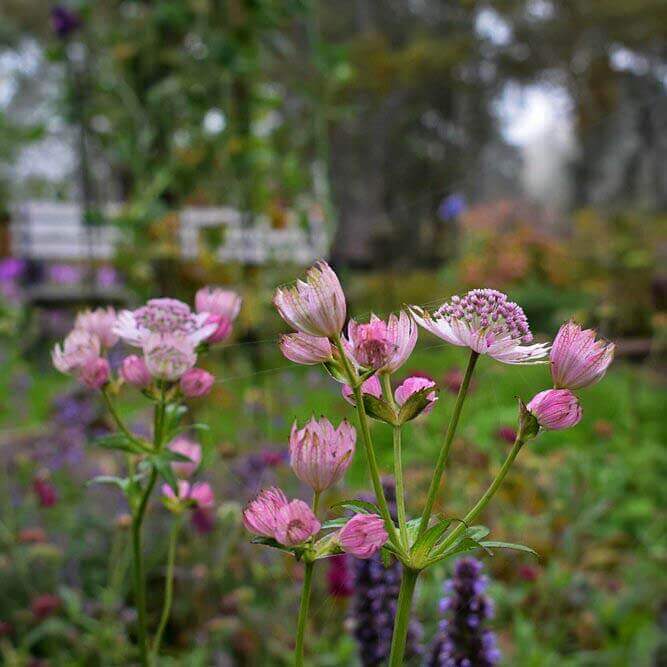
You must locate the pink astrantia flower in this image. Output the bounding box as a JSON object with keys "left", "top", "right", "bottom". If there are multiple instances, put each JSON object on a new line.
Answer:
{"left": 120, "top": 355, "right": 152, "bottom": 388}
{"left": 169, "top": 437, "right": 202, "bottom": 478}
{"left": 52, "top": 329, "right": 101, "bottom": 374}
{"left": 279, "top": 332, "right": 333, "bottom": 365}
{"left": 341, "top": 375, "right": 383, "bottom": 405}
{"left": 273, "top": 261, "right": 346, "bottom": 338}
{"left": 394, "top": 376, "right": 438, "bottom": 414}
{"left": 550, "top": 321, "right": 615, "bottom": 390}
{"left": 80, "top": 357, "right": 110, "bottom": 389}
{"left": 243, "top": 487, "right": 289, "bottom": 538}
{"left": 195, "top": 287, "right": 242, "bottom": 321}
{"left": 143, "top": 333, "right": 197, "bottom": 381}
{"left": 180, "top": 368, "right": 215, "bottom": 397}
{"left": 162, "top": 481, "right": 215, "bottom": 508}
{"left": 343, "top": 311, "right": 417, "bottom": 372}
{"left": 74, "top": 307, "right": 118, "bottom": 348}
{"left": 527, "top": 389, "right": 582, "bottom": 430}
{"left": 410, "top": 289, "right": 549, "bottom": 364}
{"left": 338, "top": 513, "right": 388, "bottom": 559}
{"left": 114, "top": 298, "right": 216, "bottom": 347}
{"left": 289, "top": 417, "right": 356, "bottom": 493}
{"left": 274, "top": 500, "right": 321, "bottom": 546}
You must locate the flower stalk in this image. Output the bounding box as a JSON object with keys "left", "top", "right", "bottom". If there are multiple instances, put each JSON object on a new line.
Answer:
{"left": 294, "top": 561, "right": 315, "bottom": 667}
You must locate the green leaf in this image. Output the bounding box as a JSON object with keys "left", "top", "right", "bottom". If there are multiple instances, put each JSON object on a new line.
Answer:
{"left": 320, "top": 518, "right": 348, "bottom": 530}
{"left": 250, "top": 536, "right": 301, "bottom": 556}
{"left": 479, "top": 541, "right": 539, "bottom": 558}
{"left": 361, "top": 394, "right": 398, "bottom": 425}
{"left": 411, "top": 518, "right": 452, "bottom": 564}
{"left": 322, "top": 359, "right": 348, "bottom": 384}
{"left": 150, "top": 454, "right": 178, "bottom": 493}
{"left": 397, "top": 386, "right": 439, "bottom": 424}
{"left": 464, "top": 525, "right": 490, "bottom": 542}
{"left": 329, "top": 499, "right": 379, "bottom": 515}
{"left": 163, "top": 403, "right": 188, "bottom": 438}
{"left": 380, "top": 547, "right": 394, "bottom": 568}
{"left": 87, "top": 475, "right": 130, "bottom": 492}
{"left": 95, "top": 433, "right": 148, "bottom": 455}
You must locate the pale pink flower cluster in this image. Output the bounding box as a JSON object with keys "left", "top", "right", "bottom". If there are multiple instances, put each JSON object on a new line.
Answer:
{"left": 52, "top": 308, "right": 117, "bottom": 389}
{"left": 161, "top": 438, "right": 214, "bottom": 513}
{"left": 526, "top": 321, "right": 614, "bottom": 432}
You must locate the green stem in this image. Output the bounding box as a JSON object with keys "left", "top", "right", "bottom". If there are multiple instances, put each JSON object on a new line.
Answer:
{"left": 151, "top": 517, "right": 182, "bottom": 662}
{"left": 101, "top": 389, "right": 148, "bottom": 451}
{"left": 333, "top": 337, "right": 403, "bottom": 555}
{"left": 294, "top": 561, "right": 314, "bottom": 667}
{"left": 430, "top": 433, "right": 525, "bottom": 562}
{"left": 418, "top": 350, "right": 479, "bottom": 537}
{"left": 388, "top": 566, "right": 419, "bottom": 667}
{"left": 131, "top": 468, "right": 157, "bottom": 667}
{"left": 312, "top": 491, "right": 321, "bottom": 515}
{"left": 380, "top": 373, "right": 409, "bottom": 549}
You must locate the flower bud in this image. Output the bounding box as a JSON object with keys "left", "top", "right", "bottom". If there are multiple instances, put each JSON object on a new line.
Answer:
{"left": 341, "top": 375, "right": 382, "bottom": 405}
{"left": 180, "top": 368, "right": 215, "bottom": 398}
{"left": 338, "top": 513, "right": 388, "bottom": 559}
{"left": 204, "top": 314, "right": 233, "bottom": 344}
{"left": 243, "top": 487, "right": 289, "bottom": 538}
{"left": 274, "top": 500, "right": 321, "bottom": 546}
{"left": 526, "top": 389, "right": 582, "bottom": 431}
{"left": 120, "top": 355, "right": 152, "bottom": 388}
{"left": 279, "top": 332, "right": 333, "bottom": 365}
{"left": 80, "top": 357, "right": 110, "bottom": 389}
{"left": 289, "top": 417, "right": 356, "bottom": 492}
{"left": 394, "top": 376, "right": 438, "bottom": 415}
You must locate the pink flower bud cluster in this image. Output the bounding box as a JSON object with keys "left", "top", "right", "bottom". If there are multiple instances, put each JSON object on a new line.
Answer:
{"left": 526, "top": 321, "right": 614, "bottom": 433}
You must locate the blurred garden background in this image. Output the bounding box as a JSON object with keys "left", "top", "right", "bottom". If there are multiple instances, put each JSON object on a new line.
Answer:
{"left": 0, "top": 1, "right": 665, "bottom": 665}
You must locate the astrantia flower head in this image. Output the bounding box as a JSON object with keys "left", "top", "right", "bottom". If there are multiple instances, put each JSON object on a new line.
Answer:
{"left": 143, "top": 333, "right": 197, "bottom": 381}
{"left": 162, "top": 481, "right": 215, "bottom": 509}
{"left": 338, "top": 513, "right": 388, "bottom": 559}
{"left": 195, "top": 287, "right": 242, "bottom": 321}
{"left": 279, "top": 332, "right": 333, "bottom": 365}
{"left": 411, "top": 289, "right": 549, "bottom": 364}
{"left": 273, "top": 261, "right": 346, "bottom": 338}
{"left": 550, "top": 321, "right": 614, "bottom": 390}
{"left": 274, "top": 499, "right": 321, "bottom": 546}
{"left": 343, "top": 311, "right": 417, "bottom": 373}
{"left": 75, "top": 307, "right": 118, "bottom": 348}
{"left": 394, "top": 376, "right": 438, "bottom": 415}
{"left": 114, "top": 298, "right": 215, "bottom": 347}
{"left": 289, "top": 417, "right": 356, "bottom": 493}
{"left": 52, "top": 329, "right": 101, "bottom": 374}
{"left": 243, "top": 487, "right": 289, "bottom": 538}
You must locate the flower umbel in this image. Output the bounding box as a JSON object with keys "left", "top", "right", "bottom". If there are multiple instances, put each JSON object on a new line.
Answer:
{"left": 143, "top": 334, "right": 197, "bottom": 381}
{"left": 74, "top": 307, "right": 119, "bottom": 348}
{"left": 550, "top": 320, "right": 615, "bottom": 390}
{"left": 339, "top": 513, "right": 388, "bottom": 559}
{"left": 274, "top": 499, "right": 321, "bottom": 547}
{"left": 411, "top": 289, "right": 549, "bottom": 364}
{"left": 243, "top": 487, "right": 289, "bottom": 538}
{"left": 289, "top": 417, "right": 356, "bottom": 493}
{"left": 114, "top": 298, "right": 215, "bottom": 347}
{"left": 273, "top": 261, "right": 346, "bottom": 338}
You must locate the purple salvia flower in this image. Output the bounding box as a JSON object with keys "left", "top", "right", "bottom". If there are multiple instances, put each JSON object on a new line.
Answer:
{"left": 427, "top": 558, "right": 500, "bottom": 667}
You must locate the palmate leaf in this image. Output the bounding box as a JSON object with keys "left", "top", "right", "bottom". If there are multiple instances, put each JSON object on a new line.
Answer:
{"left": 95, "top": 433, "right": 149, "bottom": 455}
{"left": 411, "top": 518, "right": 453, "bottom": 565}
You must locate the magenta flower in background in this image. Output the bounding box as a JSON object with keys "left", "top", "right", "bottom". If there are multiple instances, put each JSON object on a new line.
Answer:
{"left": 550, "top": 321, "right": 615, "bottom": 390}
{"left": 289, "top": 417, "right": 356, "bottom": 493}
{"left": 31, "top": 594, "right": 61, "bottom": 621}
{"left": 274, "top": 499, "right": 321, "bottom": 546}
{"left": 169, "top": 437, "right": 202, "bottom": 478}
{"left": 411, "top": 289, "right": 549, "bottom": 364}
{"left": 120, "top": 355, "right": 152, "bottom": 388}
{"left": 338, "top": 513, "right": 388, "bottom": 559}
{"left": 80, "top": 357, "right": 110, "bottom": 389}
{"left": 327, "top": 554, "right": 354, "bottom": 598}
{"left": 75, "top": 307, "right": 119, "bottom": 348}
{"left": 96, "top": 266, "right": 119, "bottom": 288}
{"left": 143, "top": 333, "right": 197, "bottom": 381}
{"left": 243, "top": 487, "right": 289, "bottom": 538}
{"left": 343, "top": 311, "right": 417, "bottom": 372}
{"left": 279, "top": 332, "right": 333, "bottom": 365}
{"left": 341, "top": 375, "right": 383, "bottom": 405}
{"left": 180, "top": 368, "right": 215, "bottom": 397}
{"left": 33, "top": 478, "right": 58, "bottom": 508}
{"left": 495, "top": 426, "right": 517, "bottom": 444}
{"left": 51, "top": 6, "right": 81, "bottom": 39}
{"left": 114, "top": 298, "right": 216, "bottom": 347}
{"left": 394, "top": 376, "right": 438, "bottom": 414}
{"left": 52, "top": 329, "right": 101, "bottom": 374}
{"left": 527, "top": 389, "right": 582, "bottom": 430}
{"left": 0, "top": 257, "right": 26, "bottom": 282}
{"left": 273, "top": 261, "right": 346, "bottom": 338}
